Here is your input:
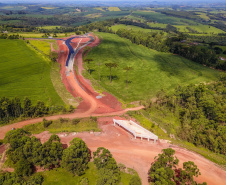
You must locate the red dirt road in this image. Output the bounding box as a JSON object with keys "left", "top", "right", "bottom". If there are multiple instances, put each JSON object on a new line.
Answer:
{"left": 34, "top": 117, "right": 226, "bottom": 185}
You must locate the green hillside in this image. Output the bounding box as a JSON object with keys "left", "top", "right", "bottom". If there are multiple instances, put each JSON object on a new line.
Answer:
{"left": 85, "top": 32, "right": 221, "bottom": 102}
{"left": 0, "top": 39, "right": 64, "bottom": 106}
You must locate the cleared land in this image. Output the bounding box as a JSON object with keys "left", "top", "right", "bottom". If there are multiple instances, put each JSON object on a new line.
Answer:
{"left": 0, "top": 39, "right": 64, "bottom": 105}
{"left": 85, "top": 32, "right": 220, "bottom": 102}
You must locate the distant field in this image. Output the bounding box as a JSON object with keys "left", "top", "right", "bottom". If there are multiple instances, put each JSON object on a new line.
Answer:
{"left": 11, "top": 32, "right": 75, "bottom": 38}
{"left": 38, "top": 25, "right": 62, "bottom": 30}
{"left": 195, "top": 12, "right": 210, "bottom": 20}
{"left": 94, "top": 7, "right": 105, "bottom": 12}
{"left": 108, "top": 7, "right": 121, "bottom": 11}
{"left": 41, "top": 163, "right": 135, "bottom": 185}
{"left": 132, "top": 11, "right": 196, "bottom": 25}
{"left": 1, "top": 6, "right": 26, "bottom": 10}
{"left": 147, "top": 22, "right": 167, "bottom": 28}
{"left": 175, "top": 24, "right": 225, "bottom": 34}
{"left": 0, "top": 39, "right": 64, "bottom": 105}
{"left": 85, "top": 13, "right": 102, "bottom": 18}
{"left": 86, "top": 32, "right": 220, "bottom": 102}
{"left": 41, "top": 7, "right": 58, "bottom": 10}
{"left": 111, "top": 24, "right": 165, "bottom": 34}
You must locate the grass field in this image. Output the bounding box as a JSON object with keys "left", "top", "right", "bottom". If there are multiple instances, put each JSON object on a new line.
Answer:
{"left": 94, "top": 7, "right": 105, "bottom": 12}
{"left": 195, "top": 12, "right": 210, "bottom": 20}
{"left": 41, "top": 162, "right": 136, "bottom": 185}
{"left": 23, "top": 117, "right": 100, "bottom": 134}
{"left": 111, "top": 24, "right": 165, "bottom": 34}
{"left": 147, "top": 22, "right": 167, "bottom": 28}
{"left": 27, "top": 39, "right": 77, "bottom": 106}
{"left": 85, "top": 32, "right": 220, "bottom": 102}
{"left": 175, "top": 24, "right": 225, "bottom": 34}
{"left": 29, "top": 40, "right": 51, "bottom": 55}
{"left": 85, "top": 13, "right": 102, "bottom": 18}
{"left": 38, "top": 26, "right": 62, "bottom": 30}
{"left": 0, "top": 39, "right": 64, "bottom": 106}
{"left": 41, "top": 7, "right": 58, "bottom": 10}
{"left": 108, "top": 7, "right": 121, "bottom": 11}
{"left": 132, "top": 11, "right": 196, "bottom": 25}
{"left": 10, "top": 32, "right": 75, "bottom": 38}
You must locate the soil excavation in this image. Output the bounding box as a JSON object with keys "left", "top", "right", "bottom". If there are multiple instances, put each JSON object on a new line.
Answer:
{"left": 32, "top": 117, "right": 226, "bottom": 185}
{"left": 0, "top": 34, "right": 225, "bottom": 185}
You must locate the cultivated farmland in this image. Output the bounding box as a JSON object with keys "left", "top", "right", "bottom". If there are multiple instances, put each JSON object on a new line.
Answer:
{"left": 0, "top": 39, "right": 64, "bottom": 105}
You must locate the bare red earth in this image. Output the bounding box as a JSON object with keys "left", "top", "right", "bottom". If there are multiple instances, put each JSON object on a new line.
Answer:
{"left": 33, "top": 117, "right": 226, "bottom": 185}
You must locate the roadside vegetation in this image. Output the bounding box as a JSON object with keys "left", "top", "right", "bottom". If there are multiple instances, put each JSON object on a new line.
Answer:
{"left": 23, "top": 117, "right": 100, "bottom": 134}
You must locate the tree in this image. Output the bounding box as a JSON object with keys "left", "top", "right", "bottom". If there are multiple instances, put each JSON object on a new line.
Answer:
{"left": 149, "top": 148, "right": 206, "bottom": 185}
{"left": 129, "top": 175, "right": 142, "bottom": 185}
{"left": 40, "top": 135, "right": 63, "bottom": 169}
{"left": 94, "top": 147, "right": 121, "bottom": 184}
{"left": 62, "top": 138, "right": 90, "bottom": 175}
{"left": 15, "top": 159, "right": 33, "bottom": 177}
{"left": 93, "top": 147, "right": 113, "bottom": 169}
{"left": 84, "top": 58, "right": 93, "bottom": 74}
{"left": 123, "top": 66, "right": 133, "bottom": 88}
{"left": 105, "top": 63, "right": 118, "bottom": 83}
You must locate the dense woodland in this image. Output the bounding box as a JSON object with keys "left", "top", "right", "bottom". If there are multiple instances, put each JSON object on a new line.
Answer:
{"left": 146, "top": 76, "right": 226, "bottom": 155}
{"left": 0, "top": 97, "right": 73, "bottom": 125}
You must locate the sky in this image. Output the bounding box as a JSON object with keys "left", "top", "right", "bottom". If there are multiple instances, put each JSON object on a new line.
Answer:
{"left": 1, "top": 0, "right": 225, "bottom": 5}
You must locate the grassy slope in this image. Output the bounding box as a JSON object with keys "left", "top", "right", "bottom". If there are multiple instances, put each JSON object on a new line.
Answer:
{"left": 0, "top": 39, "right": 64, "bottom": 106}
{"left": 85, "top": 32, "right": 220, "bottom": 102}
{"left": 41, "top": 163, "right": 135, "bottom": 185}
{"left": 132, "top": 11, "right": 196, "bottom": 25}
{"left": 111, "top": 24, "right": 164, "bottom": 34}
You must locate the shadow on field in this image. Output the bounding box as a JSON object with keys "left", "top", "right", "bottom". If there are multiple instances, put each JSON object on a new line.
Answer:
{"left": 153, "top": 53, "right": 190, "bottom": 78}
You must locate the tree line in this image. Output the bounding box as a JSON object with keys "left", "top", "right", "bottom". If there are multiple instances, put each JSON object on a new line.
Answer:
{"left": 0, "top": 97, "right": 72, "bottom": 125}
{"left": 0, "top": 128, "right": 142, "bottom": 185}
{"left": 146, "top": 76, "right": 226, "bottom": 155}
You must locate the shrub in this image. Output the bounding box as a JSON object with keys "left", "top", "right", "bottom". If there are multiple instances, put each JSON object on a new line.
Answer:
{"left": 43, "top": 118, "right": 52, "bottom": 128}
{"left": 72, "top": 118, "right": 81, "bottom": 125}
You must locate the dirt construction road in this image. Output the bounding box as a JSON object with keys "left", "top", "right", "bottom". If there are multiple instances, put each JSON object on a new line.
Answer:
{"left": 34, "top": 117, "right": 226, "bottom": 185}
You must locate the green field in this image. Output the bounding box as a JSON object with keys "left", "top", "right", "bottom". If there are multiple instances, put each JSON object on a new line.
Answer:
{"left": 111, "top": 24, "right": 164, "bottom": 34}
{"left": 41, "top": 163, "right": 136, "bottom": 185}
{"left": 29, "top": 40, "right": 52, "bottom": 55}
{"left": 0, "top": 39, "right": 64, "bottom": 105}
{"left": 85, "top": 32, "right": 220, "bottom": 102}
{"left": 38, "top": 26, "right": 62, "bottom": 30}
{"left": 23, "top": 117, "right": 100, "bottom": 134}
{"left": 195, "top": 12, "right": 210, "bottom": 20}
{"left": 132, "top": 11, "right": 196, "bottom": 25}
{"left": 175, "top": 24, "right": 225, "bottom": 34}
{"left": 108, "top": 7, "right": 121, "bottom": 11}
